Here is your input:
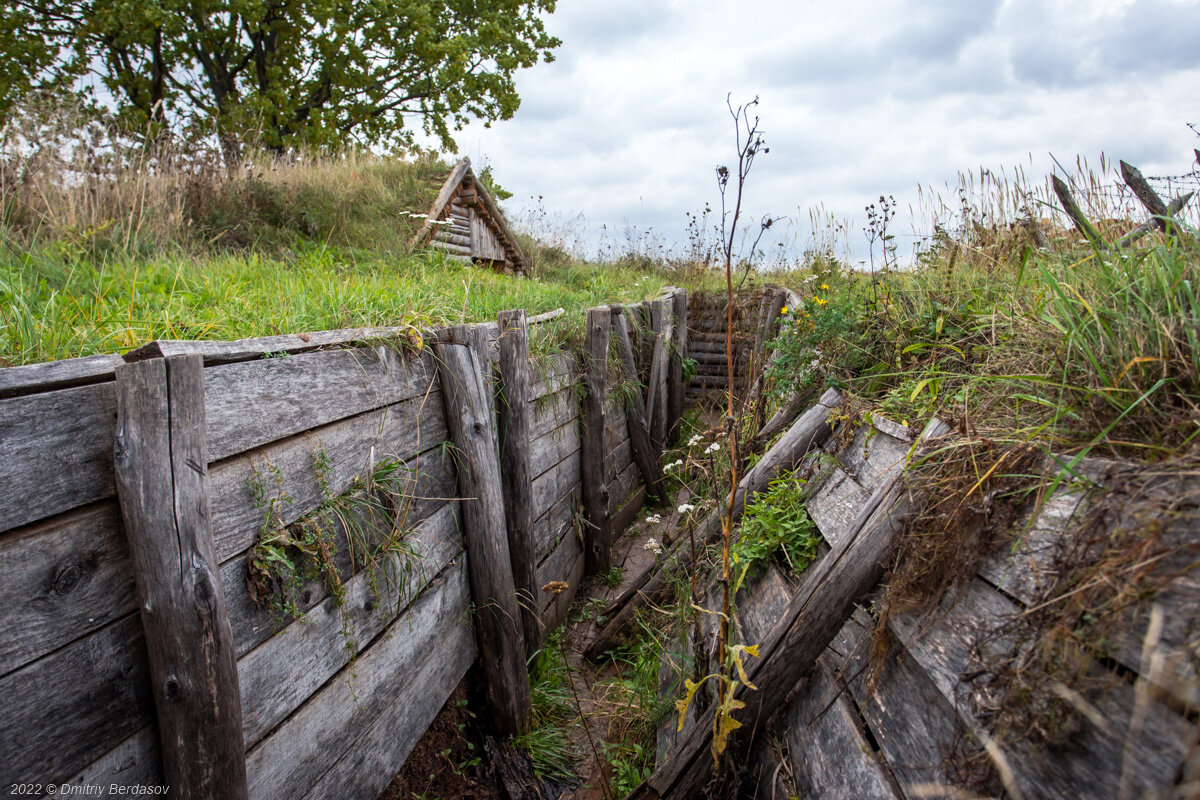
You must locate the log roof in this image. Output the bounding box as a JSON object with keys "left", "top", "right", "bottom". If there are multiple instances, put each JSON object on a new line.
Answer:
{"left": 410, "top": 158, "right": 528, "bottom": 274}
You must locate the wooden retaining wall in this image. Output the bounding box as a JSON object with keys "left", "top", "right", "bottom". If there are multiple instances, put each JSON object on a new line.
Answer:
{"left": 0, "top": 291, "right": 689, "bottom": 799}
{"left": 685, "top": 288, "right": 784, "bottom": 402}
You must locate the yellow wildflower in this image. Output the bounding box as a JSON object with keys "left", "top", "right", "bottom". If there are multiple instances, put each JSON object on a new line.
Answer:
{"left": 813, "top": 295, "right": 828, "bottom": 306}
{"left": 820, "top": 283, "right": 829, "bottom": 290}
{"left": 780, "top": 306, "right": 789, "bottom": 315}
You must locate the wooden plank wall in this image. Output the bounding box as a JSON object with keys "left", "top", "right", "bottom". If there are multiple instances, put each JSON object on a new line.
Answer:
{"left": 685, "top": 290, "right": 761, "bottom": 401}
{"left": 0, "top": 291, "right": 689, "bottom": 798}
{"left": 740, "top": 423, "right": 1200, "bottom": 800}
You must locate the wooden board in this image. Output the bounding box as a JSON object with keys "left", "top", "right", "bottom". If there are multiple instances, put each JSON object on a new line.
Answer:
{"left": 238, "top": 502, "right": 462, "bottom": 747}
{"left": 208, "top": 394, "right": 448, "bottom": 563}
{"left": 53, "top": 727, "right": 163, "bottom": 797}
{"left": 0, "top": 354, "right": 121, "bottom": 399}
{"left": 606, "top": 460, "right": 641, "bottom": 516}
{"left": 534, "top": 488, "right": 577, "bottom": 563}
{"left": 0, "top": 614, "right": 153, "bottom": 788}
{"left": 0, "top": 381, "right": 116, "bottom": 532}
{"left": 537, "top": 520, "right": 584, "bottom": 629}
{"left": 532, "top": 448, "right": 581, "bottom": 521}
{"left": 529, "top": 386, "right": 577, "bottom": 440}
{"left": 244, "top": 559, "right": 473, "bottom": 800}
{"left": 530, "top": 352, "right": 578, "bottom": 401}
{"left": 0, "top": 502, "right": 135, "bottom": 677}
{"left": 204, "top": 346, "right": 437, "bottom": 462}
{"left": 530, "top": 419, "right": 581, "bottom": 481}
{"left": 807, "top": 466, "right": 871, "bottom": 549}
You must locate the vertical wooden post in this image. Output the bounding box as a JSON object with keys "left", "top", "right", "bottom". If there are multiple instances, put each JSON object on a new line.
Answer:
{"left": 435, "top": 326, "right": 531, "bottom": 735}
{"left": 580, "top": 307, "right": 612, "bottom": 574}
{"left": 611, "top": 305, "right": 666, "bottom": 499}
{"left": 113, "top": 354, "right": 249, "bottom": 800}
{"left": 667, "top": 288, "right": 688, "bottom": 445}
{"left": 495, "top": 309, "right": 542, "bottom": 659}
{"left": 645, "top": 299, "right": 668, "bottom": 453}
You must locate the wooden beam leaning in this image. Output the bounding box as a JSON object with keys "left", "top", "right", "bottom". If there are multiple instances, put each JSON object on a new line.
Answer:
{"left": 1118, "top": 192, "right": 1194, "bottom": 248}
{"left": 644, "top": 300, "right": 668, "bottom": 452}
{"left": 1051, "top": 175, "right": 1107, "bottom": 251}
{"left": 112, "top": 354, "right": 249, "bottom": 800}
{"left": 495, "top": 309, "right": 542, "bottom": 659}
{"left": 580, "top": 307, "right": 613, "bottom": 574}
{"left": 610, "top": 305, "right": 666, "bottom": 499}
{"left": 667, "top": 289, "right": 688, "bottom": 445}
{"left": 435, "top": 326, "right": 531, "bottom": 736}
{"left": 1120, "top": 160, "right": 1190, "bottom": 242}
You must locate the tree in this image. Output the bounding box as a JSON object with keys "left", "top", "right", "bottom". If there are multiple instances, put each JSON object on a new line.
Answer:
{"left": 0, "top": 0, "right": 559, "bottom": 162}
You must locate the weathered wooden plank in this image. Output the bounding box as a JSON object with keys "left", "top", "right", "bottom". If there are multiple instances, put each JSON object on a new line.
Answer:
{"left": 208, "top": 394, "right": 448, "bottom": 563}
{"left": 838, "top": 423, "right": 913, "bottom": 489}
{"left": 0, "top": 353, "right": 122, "bottom": 399}
{"left": 0, "top": 614, "right": 153, "bottom": 788}
{"left": 113, "top": 355, "right": 248, "bottom": 799}
{"left": 736, "top": 565, "right": 794, "bottom": 646}
{"left": 0, "top": 381, "right": 116, "bottom": 532}
{"left": 298, "top": 604, "right": 476, "bottom": 800}
{"left": 1052, "top": 174, "right": 1108, "bottom": 250}
{"left": 411, "top": 158, "right": 472, "bottom": 246}
{"left": 530, "top": 351, "right": 578, "bottom": 401}
{"left": 808, "top": 466, "right": 871, "bottom": 548}
{"left": 0, "top": 503, "right": 135, "bottom": 677}
{"left": 609, "top": 485, "right": 648, "bottom": 540}
{"left": 607, "top": 459, "right": 641, "bottom": 516}
{"left": 535, "top": 486, "right": 578, "bottom": 563}
{"left": 581, "top": 307, "right": 613, "bottom": 574}
{"left": 435, "top": 326, "right": 530, "bottom": 735}
{"left": 204, "top": 345, "right": 436, "bottom": 462}
{"left": 532, "top": 447, "right": 582, "bottom": 521}
{"left": 245, "top": 560, "right": 474, "bottom": 800}
{"left": 530, "top": 385, "right": 577, "bottom": 441}
{"left": 123, "top": 327, "right": 416, "bottom": 366}
{"left": 530, "top": 419, "right": 581, "bottom": 480}
{"left": 611, "top": 305, "right": 665, "bottom": 499}
{"left": 667, "top": 288, "right": 688, "bottom": 444}
{"left": 537, "top": 518, "right": 584, "bottom": 630}
{"left": 238, "top": 502, "right": 461, "bottom": 747}
{"left": 52, "top": 726, "right": 163, "bottom": 797}
{"left": 496, "top": 309, "right": 542, "bottom": 658}
{"left": 606, "top": 437, "right": 634, "bottom": 484}
{"left": 786, "top": 656, "right": 903, "bottom": 800}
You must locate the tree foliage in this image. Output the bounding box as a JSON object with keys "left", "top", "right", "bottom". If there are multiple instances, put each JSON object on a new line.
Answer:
{"left": 0, "top": 0, "right": 559, "bottom": 157}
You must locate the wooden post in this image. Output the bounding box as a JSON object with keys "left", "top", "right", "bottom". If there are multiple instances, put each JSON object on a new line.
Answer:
{"left": 610, "top": 305, "right": 666, "bottom": 499}
{"left": 1052, "top": 175, "right": 1107, "bottom": 251}
{"left": 645, "top": 299, "right": 667, "bottom": 452}
{"left": 580, "top": 307, "right": 613, "bottom": 574}
{"left": 495, "top": 310, "right": 542, "bottom": 659}
{"left": 435, "top": 326, "right": 531, "bottom": 736}
{"left": 1118, "top": 192, "right": 1195, "bottom": 248}
{"left": 1120, "top": 160, "right": 1189, "bottom": 241}
{"left": 667, "top": 289, "right": 688, "bottom": 445}
{"left": 113, "top": 354, "right": 249, "bottom": 800}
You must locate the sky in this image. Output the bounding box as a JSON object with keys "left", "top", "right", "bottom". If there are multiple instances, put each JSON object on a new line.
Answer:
{"left": 441, "top": 0, "right": 1200, "bottom": 266}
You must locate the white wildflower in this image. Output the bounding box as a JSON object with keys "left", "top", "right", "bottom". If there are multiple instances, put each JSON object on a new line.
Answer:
{"left": 677, "top": 503, "right": 696, "bottom": 514}
{"left": 687, "top": 434, "right": 702, "bottom": 447}
{"left": 645, "top": 514, "right": 662, "bottom": 524}
{"left": 704, "top": 442, "right": 720, "bottom": 454}
{"left": 664, "top": 459, "right": 683, "bottom": 470}
{"left": 644, "top": 537, "right": 663, "bottom": 555}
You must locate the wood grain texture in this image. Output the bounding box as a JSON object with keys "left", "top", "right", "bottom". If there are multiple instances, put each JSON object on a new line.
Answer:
{"left": 203, "top": 345, "right": 437, "bottom": 462}
{"left": 529, "top": 385, "right": 577, "bottom": 441}
{"left": 496, "top": 309, "right": 542, "bottom": 658}
{"left": 435, "top": 327, "right": 531, "bottom": 735}
{"left": 238, "top": 501, "right": 462, "bottom": 748}
{"left": 53, "top": 726, "right": 163, "bottom": 797}
{"left": 0, "top": 614, "right": 153, "bottom": 788}
{"left": 529, "top": 351, "right": 578, "bottom": 401}
{"left": 580, "top": 307, "right": 613, "bottom": 574}
{"left": 0, "top": 353, "right": 122, "bottom": 399}
{"left": 123, "top": 328, "right": 417, "bottom": 367}
{"left": 537, "top": 521, "right": 584, "bottom": 631}
{"left": 610, "top": 305, "right": 665, "bottom": 499}
{"left": 245, "top": 559, "right": 474, "bottom": 800}
{"left": 530, "top": 419, "right": 581, "bottom": 481}
{"left": 208, "top": 393, "right": 448, "bottom": 563}
{"left": 113, "top": 354, "right": 248, "bottom": 799}
{"left": 0, "top": 502, "right": 135, "bottom": 677}
{"left": 0, "top": 381, "right": 116, "bottom": 532}
{"left": 532, "top": 447, "right": 582, "bottom": 522}
{"left": 667, "top": 288, "right": 687, "bottom": 444}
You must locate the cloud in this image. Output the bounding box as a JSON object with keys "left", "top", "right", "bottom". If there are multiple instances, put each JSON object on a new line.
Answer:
{"left": 441, "top": 0, "right": 1200, "bottom": 264}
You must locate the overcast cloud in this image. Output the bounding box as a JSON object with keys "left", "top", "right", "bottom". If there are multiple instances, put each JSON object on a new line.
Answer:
{"left": 442, "top": 0, "right": 1200, "bottom": 265}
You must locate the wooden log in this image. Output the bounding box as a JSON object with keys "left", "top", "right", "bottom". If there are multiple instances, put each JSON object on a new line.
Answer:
{"left": 1120, "top": 160, "right": 1187, "bottom": 240}
{"left": 585, "top": 389, "right": 843, "bottom": 661}
{"left": 752, "top": 392, "right": 808, "bottom": 450}
{"left": 667, "top": 289, "right": 688, "bottom": 444}
{"left": 0, "top": 353, "right": 122, "bottom": 399}
{"left": 645, "top": 303, "right": 667, "bottom": 452}
{"left": 496, "top": 309, "right": 542, "bottom": 659}
{"left": 610, "top": 305, "right": 665, "bottom": 499}
{"left": 411, "top": 158, "right": 472, "bottom": 247}
{"left": 749, "top": 288, "right": 787, "bottom": 432}
{"left": 1117, "top": 192, "right": 1194, "bottom": 248}
{"left": 435, "top": 326, "right": 531, "bottom": 735}
{"left": 634, "top": 419, "right": 950, "bottom": 800}
{"left": 112, "top": 354, "right": 248, "bottom": 800}
{"left": 580, "top": 307, "right": 613, "bottom": 574}
{"left": 1052, "top": 175, "right": 1107, "bottom": 251}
